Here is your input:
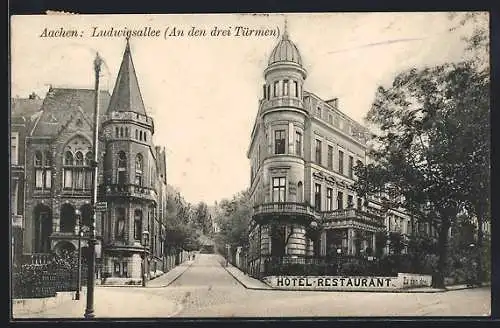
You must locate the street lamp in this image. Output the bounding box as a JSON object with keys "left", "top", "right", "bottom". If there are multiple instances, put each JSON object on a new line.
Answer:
{"left": 84, "top": 51, "right": 102, "bottom": 319}
{"left": 75, "top": 209, "right": 82, "bottom": 301}
{"left": 142, "top": 230, "right": 150, "bottom": 287}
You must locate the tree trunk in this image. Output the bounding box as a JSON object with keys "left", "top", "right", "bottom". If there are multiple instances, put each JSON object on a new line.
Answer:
{"left": 433, "top": 220, "right": 450, "bottom": 289}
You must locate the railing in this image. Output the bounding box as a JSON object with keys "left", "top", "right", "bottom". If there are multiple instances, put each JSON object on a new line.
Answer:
{"left": 30, "top": 253, "right": 54, "bottom": 264}
{"left": 253, "top": 202, "right": 317, "bottom": 218}
{"left": 321, "top": 208, "right": 385, "bottom": 227}
{"left": 260, "top": 97, "right": 304, "bottom": 112}
{"left": 100, "top": 184, "right": 158, "bottom": 202}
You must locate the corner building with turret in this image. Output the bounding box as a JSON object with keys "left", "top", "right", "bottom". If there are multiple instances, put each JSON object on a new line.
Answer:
{"left": 247, "top": 30, "right": 390, "bottom": 277}
{"left": 19, "top": 39, "right": 168, "bottom": 284}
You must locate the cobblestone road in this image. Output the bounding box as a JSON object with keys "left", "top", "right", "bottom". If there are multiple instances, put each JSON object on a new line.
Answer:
{"left": 14, "top": 254, "right": 491, "bottom": 318}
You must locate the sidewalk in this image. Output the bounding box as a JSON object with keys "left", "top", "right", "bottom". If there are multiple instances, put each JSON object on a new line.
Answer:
{"left": 222, "top": 263, "right": 272, "bottom": 290}
{"left": 146, "top": 260, "right": 194, "bottom": 287}
{"left": 13, "top": 287, "right": 181, "bottom": 319}
{"left": 224, "top": 263, "right": 490, "bottom": 293}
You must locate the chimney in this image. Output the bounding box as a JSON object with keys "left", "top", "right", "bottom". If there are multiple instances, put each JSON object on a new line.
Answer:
{"left": 326, "top": 97, "right": 338, "bottom": 109}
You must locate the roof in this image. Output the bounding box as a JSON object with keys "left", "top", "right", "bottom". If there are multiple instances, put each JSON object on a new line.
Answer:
{"left": 268, "top": 31, "right": 303, "bottom": 66}
{"left": 30, "top": 88, "right": 111, "bottom": 137}
{"left": 106, "top": 39, "right": 147, "bottom": 115}
{"left": 11, "top": 97, "right": 44, "bottom": 119}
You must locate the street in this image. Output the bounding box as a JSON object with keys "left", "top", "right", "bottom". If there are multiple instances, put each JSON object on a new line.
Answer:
{"left": 14, "top": 254, "right": 491, "bottom": 318}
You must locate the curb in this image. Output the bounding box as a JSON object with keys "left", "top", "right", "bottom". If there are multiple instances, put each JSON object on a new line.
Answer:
{"left": 147, "top": 261, "right": 195, "bottom": 288}
{"left": 222, "top": 264, "right": 272, "bottom": 291}
{"left": 222, "top": 264, "right": 490, "bottom": 293}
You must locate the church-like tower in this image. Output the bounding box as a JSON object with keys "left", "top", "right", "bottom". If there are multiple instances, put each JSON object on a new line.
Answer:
{"left": 247, "top": 25, "right": 317, "bottom": 277}
{"left": 99, "top": 39, "right": 159, "bottom": 282}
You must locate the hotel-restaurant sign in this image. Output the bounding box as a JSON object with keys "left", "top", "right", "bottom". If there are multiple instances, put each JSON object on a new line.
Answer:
{"left": 263, "top": 273, "right": 432, "bottom": 291}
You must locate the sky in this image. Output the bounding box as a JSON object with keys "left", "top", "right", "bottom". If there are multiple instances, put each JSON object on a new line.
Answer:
{"left": 10, "top": 12, "right": 487, "bottom": 205}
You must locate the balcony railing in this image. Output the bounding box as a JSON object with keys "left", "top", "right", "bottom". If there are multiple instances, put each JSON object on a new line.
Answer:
{"left": 321, "top": 208, "right": 385, "bottom": 227}
{"left": 260, "top": 97, "right": 304, "bottom": 113}
{"left": 253, "top": 202, "right": 317, "bottom": 218}
{"left": 100, "top": 184, "right": 158, "bottom": 202}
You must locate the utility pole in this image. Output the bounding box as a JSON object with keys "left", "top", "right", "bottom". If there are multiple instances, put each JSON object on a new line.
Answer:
{"left": 84, "top": 52, "right": 102, "bottom": 319}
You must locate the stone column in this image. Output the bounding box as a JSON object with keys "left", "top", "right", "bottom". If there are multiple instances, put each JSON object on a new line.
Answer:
{"left": 348, "top": 228, "right": 354, "bottom": 255}
{"left": 320, "top": 231, "right": 327, "bottom": 256}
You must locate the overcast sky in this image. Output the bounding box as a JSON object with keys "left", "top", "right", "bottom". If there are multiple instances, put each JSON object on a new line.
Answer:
{"left": 11, "top": 12, "right": 487, "bottom": 205}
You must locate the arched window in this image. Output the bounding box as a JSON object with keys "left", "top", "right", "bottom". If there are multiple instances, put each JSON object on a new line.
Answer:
{"left": 84, "top": 152, "right": 93, "bottom": 188}
{"left": 125, "top": 127, "right": 129, "bottom": 137}
{"left": 139, "top": 130, "right": 143, "bottom": 141}
{"left": 120, "top": 127, "right": 124, "bottom": 138}
{"left": 135, "top": 129, "right": 138, "bottom": 139}
{"left": 134, "top": 209, "right": 142, "bottom": 240}
{"left": 115, "top": 127, "right": 119, "bottom": 138}
{"left": 60, "top": 203, "right": 76, "bottom": 233}
{"left": 34, "top": 151, "right": 51, "bottom": 189}
{"left": 144, "top": 132, "right": 147, "bottom": 142}
{"left": 117, "top": 151, "right": 127, "bottom": 185}
{"left": 62, "top": 136, "right": 92, "bottom": 191}
{"left": 297, "top": 181, "right": 303, "bottom": 203}
{"left": 34, "top": 151, "right": 42, "bottom": 166}
{"left": 73, "top": 151, "right": 84, "bottom": 189}
{"left": 135, "top": 154, "right": 143, "bottom": 186}
{"left": 64, "top": 152, "right": 74, "bottom": 165}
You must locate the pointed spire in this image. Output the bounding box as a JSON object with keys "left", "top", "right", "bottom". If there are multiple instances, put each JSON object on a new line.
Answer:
{"left": 106, "top": 38, "right": 147, "bottom": 115}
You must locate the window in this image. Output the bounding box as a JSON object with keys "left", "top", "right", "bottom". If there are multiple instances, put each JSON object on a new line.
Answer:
{"left": 337, "top": 191, "right": 343, "bottom": 210}
{"left": 135, "top": 154, "right": 143, "bottom": 186}
{"left": 125, "top": 128, "right": 129, "bottom": 137}
{"left": 292, "top": 81, "right": 298, "bottom": 97}
{"left": 139, "top": 130, "right": 143, "bottom": 141}
{"left": 328, "top": 114, "right": 333, "bottom": 124}
{"left": 117, "top": 151, "right": 127, "bottom": 185}
{"left": 348, "top": 155, "right": 354, "bottom": 178}
{"left": 326, "top": 188, "right": 333, "bottom": 211}
{"left": 135, "top": 129, "right": 138, "bottom": 139}
{"left": 120, "top": 127, "right": 124, "bottom": 137}
{"left": 273, "top": 81, "right": 279, "bottom": 97}
{"left": 327, "top": 145, "right": 333, "bottom": 170}
{"left": 347, "top": 195, "right": 354, "bottom": 208}
{"left": 357, "top": 197, "right": 363, "bottom": 209}
{"left": 115, "top": 208, "right": 126, "bottom": 239}
{"left": 295, "top": 131, "right": 302, "bottom": 156}
{"left": 144, "top": 132, "right": 147, "bottom": 142}
{"left": 315, "top": 140, "right": 322, "bottom": 165}
{"left": 338, "top": 150, "right": 344, "bottom": 175}
{"left": 134, "top": 209, "right": 143, "bottom": 240}
{"left": 272, "top": 177, "right": 286, "bottom": 202}
{"left": 267, "top": 85, "right": 271, "bottom": 100}
{"left": 316, "top": 107, "right": 321, "bottom": 118}
{"left": 314, "top": 183, "right": 322, "bottom": 211}
{"left": 34, "top": 151, "right": 51, "bottom": 189}
{"left": 11, "top": 132, "right": 19, "bottom": 165}
{"left": 274, "top": 130, "right": 286, "bottom": 154}
{"left": 283, "top": 80, "right": 289, "bottom": 96}
{"left": 263, "top": 84, "right": 267, "bottom": 99}
{"left": 115, "top": 127, "right": 119, "bottom": 138}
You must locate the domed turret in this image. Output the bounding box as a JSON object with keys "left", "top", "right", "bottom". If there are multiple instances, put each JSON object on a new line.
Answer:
{"left": 268, "top": 32, "right": 303, "bottom": 66}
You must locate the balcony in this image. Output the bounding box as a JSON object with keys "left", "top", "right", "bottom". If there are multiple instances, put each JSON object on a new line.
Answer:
{"left": 252, "top": 202, "right": 318, "bottom": 222}
{"left": 321, "top": 208, "right": 385, "bottom": 229}
{"left": 260, "top": 97, "right": 304, "bottom": 114}
{"left": 100, "top": 184, "right": 158, "bottom": 203}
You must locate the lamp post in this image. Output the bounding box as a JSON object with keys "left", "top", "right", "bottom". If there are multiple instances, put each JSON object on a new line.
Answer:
{"left": 75, "top": 209, "right": 82, "bottom": 301}
{"left": 142, "top": 230, "right": 150, "bottom": 287}
{"left": 84, "top": 51, "right": 102, "bottom": 319}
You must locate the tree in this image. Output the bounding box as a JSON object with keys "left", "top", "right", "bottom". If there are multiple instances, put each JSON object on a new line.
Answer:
{"left": 194, "top": 202, "right": 212, "bottom": 236}
{"left": 214, "top": 190, "right": 252, "bottom": 251}
{"left": 354, "top": 59, "right": 489, "bottom": 288}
